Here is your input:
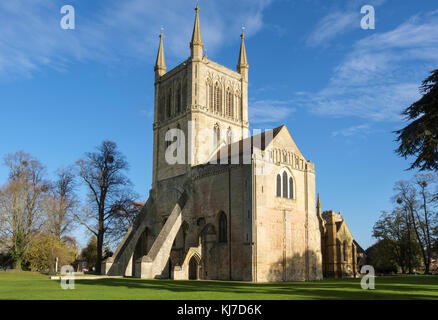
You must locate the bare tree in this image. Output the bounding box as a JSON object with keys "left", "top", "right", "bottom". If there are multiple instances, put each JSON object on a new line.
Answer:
{"left": 0, "top": 151, "right": 48, "bottom": 270}
{"left": 413, "top": 173, "right": 437, "bottom": 273}
{"left": 43, "top": 167, "right": 77, "bottom": 239}
{"left": 394, "top": 177, "right": 438, "bottom": 274}
{"left": 75, "top": 140, "right": 134, "bottom": 274}
{"left": 105, "top": 199, "right": 143, "bottom": 247}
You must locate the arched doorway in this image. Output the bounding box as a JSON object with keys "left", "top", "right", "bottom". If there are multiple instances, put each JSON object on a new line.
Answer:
{"left": 132, "top": 228, "right": 149, "bottom": 276}
{"left": 188, "top": 256, "right": 199, "bottom": 280}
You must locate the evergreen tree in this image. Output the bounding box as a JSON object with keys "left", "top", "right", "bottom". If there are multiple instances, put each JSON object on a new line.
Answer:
{"left": 395, "top": 69, "right": 438, "bottom": 171}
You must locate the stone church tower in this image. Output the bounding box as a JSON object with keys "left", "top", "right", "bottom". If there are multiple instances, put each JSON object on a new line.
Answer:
{"left": 102, "top": 6, "right": 323, "bottom": 282}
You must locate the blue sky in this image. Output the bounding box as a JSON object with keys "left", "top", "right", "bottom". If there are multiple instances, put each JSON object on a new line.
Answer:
{"left": 1, "top": 0, "right": 437, "bottom": 249}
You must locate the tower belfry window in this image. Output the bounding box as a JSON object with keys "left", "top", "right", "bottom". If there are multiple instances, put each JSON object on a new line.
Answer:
{"left": 167, "top": 89, "right": 172, "bottom": 118}
{"left": 226, "top": 88, "right": 234, "bottom": 118}
{"left": 208, "top": 81, "right": 213, "bottom": 111}
{"left": 214, "top": 83, "right": 221, "bottom": 113}
{"left": 176, "top": 83, "right": 181, "bottom": 113}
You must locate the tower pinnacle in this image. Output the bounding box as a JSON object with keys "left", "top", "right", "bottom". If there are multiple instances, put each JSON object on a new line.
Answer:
{"left": 190, "top": 5, "right": 204, "bottom": 59}
{"left": 317, "top": 193, "right": 322, "bottom": 218}
{"left": 155, "top": 33, "right": 167, "bottom": 78}
{"left": 237, "top": 32, "right": 249, "bottom": 78}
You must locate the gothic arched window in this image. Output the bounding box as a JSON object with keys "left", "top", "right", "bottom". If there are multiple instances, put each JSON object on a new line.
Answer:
{"left": 226, "top": 88, "right": 233, "bottom": 118}
{"left": 282, "top": 171, "right": 288, "bottom": 198}
{"left": 176, "top": 83, "right": 181, "bottom": 114}
{"left": 214, "top": 83, "right": 222, "bottom": 114}
{"left": 166, "top": 89, "right": 172, "bottom": 118}
{"left": 182, "top": 78, "right": 187, "bottom": 110}
{"left": 218, "top": 212, "right": 227, "bottom": 243}
{"left": 159, "top": 92, "right": 165, "bottom": 121}
{"left": 277, "top": 169, "right": 295, "bottom": 199}
{"left": 207, "top": 80, "right": 213, "bottom": 111}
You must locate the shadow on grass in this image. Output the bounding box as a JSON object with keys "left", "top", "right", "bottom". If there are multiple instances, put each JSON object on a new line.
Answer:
{"left": 73, "top": 276, "right": 438, "bottom": 300}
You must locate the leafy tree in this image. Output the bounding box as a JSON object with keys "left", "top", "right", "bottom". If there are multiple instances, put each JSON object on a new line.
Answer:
{"left": 24, "top": 233, "right": 76, "bottom": 273}
{"left": 80, "top": 236, "right": 97, "bottom": 272}
{"left": 366, "top": 240, "right": 398, "bottom": 274}
{"left": 75, "top": 141, "right": 135, "bottom": 274}
{"left": 0, "top": 152, "right": 48, "bottom": 270}
{"left": 0, "top": 251, "right": 12, "bottom": 270}
{"left": 373, "top": 210, "right": 420, "bottom": 273}
{"left": 395, "top": 69, "right": 438, "bottom": 171}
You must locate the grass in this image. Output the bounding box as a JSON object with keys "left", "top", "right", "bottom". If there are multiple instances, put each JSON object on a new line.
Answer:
{"left": 0, "top": 271, "right": 438, "bottom": 300}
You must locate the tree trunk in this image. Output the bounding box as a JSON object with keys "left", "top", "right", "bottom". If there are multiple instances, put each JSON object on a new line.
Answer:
{"left": 96, "top": 211, "right": 104, "bottom": 274}
{"left": 14, "top": 257, "right": 22, "bottom": 270}
{"left": 96, "top": 209, "right": 104, "bottom": 274}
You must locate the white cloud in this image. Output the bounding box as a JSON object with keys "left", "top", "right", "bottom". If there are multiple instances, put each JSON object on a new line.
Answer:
{"left": 0, "top": 0, "right": 273, "bottom": 79}
{"left": 306, "top": 11, "right": 358, "bottom": 47}
{"left": 297, "top": 11, "right": 438, "bottom": 122}
{"left": 306, "top": 0, "right": 386, "bottom": 47}
{"left": 249, "top": 99, "right": 295, "bottom": 124}
{"left": 332, "top": 124, "right": 370, "bottom": 137}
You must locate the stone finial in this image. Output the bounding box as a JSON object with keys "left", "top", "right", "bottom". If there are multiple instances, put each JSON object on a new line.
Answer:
{"left": 190, "top": 5, "right": 204, "bottom": 59}
{"left": 155, "top": 33, "right": 167, "bottom": 77}
{"left": 237, "top": 31, "right": 249, "bottom": 77}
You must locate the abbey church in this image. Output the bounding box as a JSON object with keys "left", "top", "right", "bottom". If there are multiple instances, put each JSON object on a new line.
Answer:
{"left": 102, "top": 7, "right": 359, "bottom": 282}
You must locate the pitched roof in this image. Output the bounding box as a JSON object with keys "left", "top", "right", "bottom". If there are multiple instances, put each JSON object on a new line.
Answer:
{"left": 213, "top": 125, "right": 285, "bottom": 161}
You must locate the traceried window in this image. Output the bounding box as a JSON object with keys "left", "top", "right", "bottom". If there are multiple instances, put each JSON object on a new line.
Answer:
{"left": 207, "top": 80, "right": 213, "bottom": 111}
{"left": 226, "top": 88, "right": 234, "bottom": 118}
{"left": 276, "top": 169, "right": 295, "bottom": 199}
{"left": 214, "top": 82, "right": 222, "bottom": 114}
{"left": 218, "top": 212, "right": 227, "bottom": 243}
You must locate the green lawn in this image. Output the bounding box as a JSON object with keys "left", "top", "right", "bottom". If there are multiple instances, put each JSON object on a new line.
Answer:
{"left": 0, "top": 271, "right": 437, "bottom": 300}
